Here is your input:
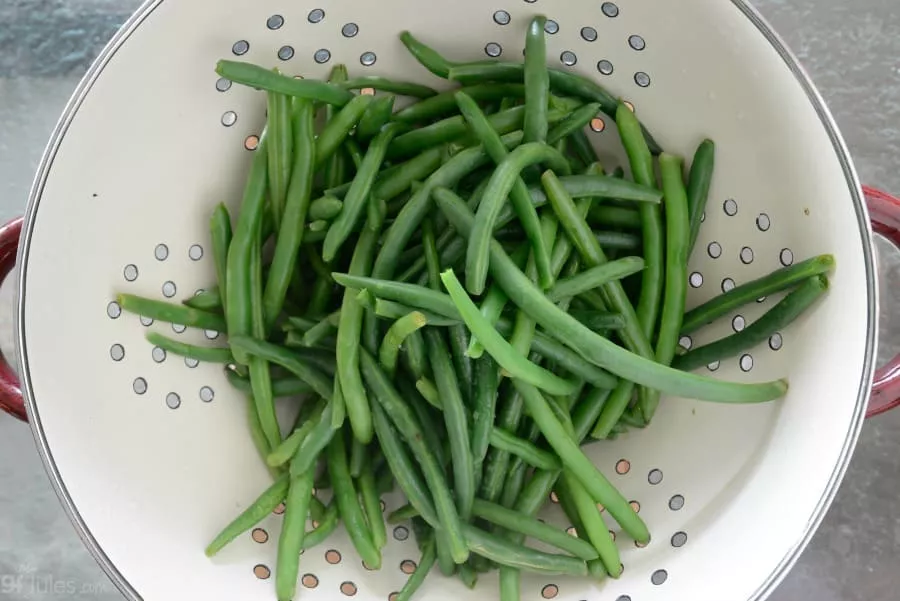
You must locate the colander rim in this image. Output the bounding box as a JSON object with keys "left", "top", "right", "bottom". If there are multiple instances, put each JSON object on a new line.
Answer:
{"left": 13, "top": 1, "right": 878, "bottom": 600}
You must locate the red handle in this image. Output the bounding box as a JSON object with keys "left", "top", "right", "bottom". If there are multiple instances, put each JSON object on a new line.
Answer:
{"left": 0, "top": 216, "right": 24, "bottom": 421}
{"left": 863, "top": 186, "right": 900, "bottom": 417}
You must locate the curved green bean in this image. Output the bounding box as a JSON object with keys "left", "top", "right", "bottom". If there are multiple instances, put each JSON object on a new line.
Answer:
{"left": 489, "top": 427, "right": 560, "bottom": 471}
{"left": 681, "top": 254, "right": 835, "bottom": 334}
{"left": 379, "top": 312, "right": 428, "bottom": 378}
{"left": 328, "top": 433, "right": 382, "bottom": 569}
{"left": 467, "top": 143, "right": 571, "bottom": 294}
{"left": 183, "top": 288, "right": 222, "bottom": 312}
{"left": 334, "top": 274, "right": 460, "bottom": 318}
{"left": 547, "top": 257, "right": 646, "bottom": 303}
{"left": 357, "top": 95, "right": 396, "bottom": 142}
{"left": 547, "top": 103, "right": 603, "bottom": 145}
{"left": 414, "top": 378, "right": 442, "bottom": 410}
{"left": 687, "top": 139, "right": 716, "bottom": 252}
{"left": 462, "top": 524, "right": 588, "bottom": 576}
{"left": 205, "top": 473, "right": 289, "bottom": 556}
{"left": 216, "top": 60, "right": 353, "bottom": 106}
{"left": 560, "top": 473, "right": 622, "bottom": 578}
{"left": 229, "top": 335, "right": 333, "bottom": 400}
{"left": 395, "top": 537, "right": 436, "bottom": 601}
{"left": 314, "top": 94, "right": 373, "bottom": 167}
{"left": 398, "top": 31, "right": 454, "bottom": 79}
{"left": 302, "top": 501, "right": 339, "bottom": 550}
{"left": 145, "top": 332, "right": 232, "bottom": 363}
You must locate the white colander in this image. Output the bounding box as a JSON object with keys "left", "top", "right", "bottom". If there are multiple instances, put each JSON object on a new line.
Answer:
{"left": 3, "top": 0, "right": 899, "bottom": 600}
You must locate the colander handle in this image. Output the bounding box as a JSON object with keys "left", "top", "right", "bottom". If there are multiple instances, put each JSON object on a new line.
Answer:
{"left": 0, "top": 216, "right": 24, "bottom": 421}
{"left": 863, "top": 186, "right": 900, "bottom": 417}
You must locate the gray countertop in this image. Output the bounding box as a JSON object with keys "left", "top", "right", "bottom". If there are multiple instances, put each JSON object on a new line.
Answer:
{"left": 1, "top": 0, "right": 899, "bottom": 599}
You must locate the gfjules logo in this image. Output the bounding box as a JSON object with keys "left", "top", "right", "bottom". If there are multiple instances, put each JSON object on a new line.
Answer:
{"left": 1, "top": 562, "right": 110, "bottom": 597}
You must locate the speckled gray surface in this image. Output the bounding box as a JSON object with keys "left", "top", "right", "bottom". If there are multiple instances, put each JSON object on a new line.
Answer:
{"left": 1, "top": 0, "right": 900, "bottom": 599}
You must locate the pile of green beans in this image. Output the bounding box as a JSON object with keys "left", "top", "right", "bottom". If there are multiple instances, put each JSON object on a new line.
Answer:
{"left": 117, "top": 19, "right": 834, "bottom": 601}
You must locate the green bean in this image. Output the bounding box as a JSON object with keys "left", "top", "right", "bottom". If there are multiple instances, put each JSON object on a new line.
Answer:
{"left": 687, "top": 139, "right": 716, "bottom": 252}
{"left": 183, "top": 288, "right": 222, "bottom": 312}
{"left": 441, "top": 270, "right": 578, "bottom": 395}
{"left": 374, "top": 298, "right": 456, "bottom": 327}
{"left": 414, "top": 377, "right": 442, "bottom": 410}
{"left": 424, "top": 329, "right": 475, "bottom": 520}
{"left": 447, "top": 324, "right": 473, "bottom": 403}
{"left": 375, "top": 147, "right": 445, "bottom": 201}
{"left": 513, "top": 379, "right": 648, "bottom": 542}
{"left": 358, "top": 460, "right": 387, "bottom": 550}
{"left": 455, "top": 93, "right": 553, "bottom": 289}
{"left": 264, "top": 104, "right": 316, "bottom": 328}
{"left": 433, "top": 190, "right": 787, "bottom": 403}
{"left": 466, "top": 246, "right": 529, "bottom": 358}
{"left": 334, "top": 274, "right": 460, "bottom": 318}
{"left": 283, "top": 315, "right": 317, "bottom": 333}
{"left": 594, "top": 231, "right": 641, "bottom": 250}
{"left": 397, "top": 378, "right": 449, "bottom": 471}
{"left": 144, "top": 332, "right": 232, "bottom": 363}
{"left": 359, "top": 349, "right": 469, "bottom": 563}
{"left": 395, "top": 537, "right": 436, "bottom": 601}
{"left": 209, "top": 205, "right": 232, "bottom": 313}
{"left": 335, "top": 207, "right": 384, "bottom": 444}
{"left": 118, "top": 294, "right": 226, "bottom": 332}
{"left": 677, "top": 275, "right": 829, "bottom": 370}
{"left": 398, "top": 30, "right": 454, "bottom": 79}
{"left": 303, "top": 501, "right": 340, "bottom": 549}
{"left": 323, "top": 125, "right": 398, "bottom": 262}
{"left": 547, "top": 103, "right": 603, "bottom": 146}
{"left": 448, "top": 61, "right": 664, "bottom": 154}
{"left": 457, "top": 563, "right": 478, "bottom": 589}
{"left": 589, "top": 205, "right": 642, "bottom": 229}
{"left": 225, "top": 369, "right": 313, "bottom": 398}
{"left": 266, "top": 402, "right": 326, "bottom": 467}
{"left": 372, "top": 131, "right": 524, "bottom": 280}
{"left": 313, "top": 94, "right": 373, "bottom": 168}
{"left": 489, "top": 427, "right": 560, "bottom": 471}
{"left": 568, "top": 310, "right": 626, "bottom": 332}
{"left": 205, "top": 473, "right": 289, "bottom": 556}
{"left": 421, "top": 217, "right": 442, "bottom": 290}
{"left": 229, "top": 335, "right": 333, "bottom": 400}
{"left": 266, "top": 90, "right": 293, "bottom": 230}
{"left": 328, "top": 433, "right": 382, "bottom": 569}
{"left": 357, "top": 95, "right": 396, "bottom": 142}
{"left": 472, "top": 499, "right": 597, "bottom": 561}
{"left": 216, "top": 60, "right": 353, "bottom": 106}
{"left": 641, "top": 153, "right": 692, "bottom": 420}
{"left": 308, "top": 494, "right": 328, "bottom": 523}
{"left": 681, "top": 254, "right": 836, "bottom": 334}
{"left": 371, "top": 403, "right": 439, "bottom": 526}
{"left": 394, "top": 84, "right": 526, "bottom": 124}
{"left": 307, "top": 219, "right": 328, "bottom": 233}
{"left": 301, "top": 310, "right": 341, "bottom": 347}
{"left": 331, "top": 378, "right": 346, "bottom": 429}
{"left": 379, "top": 312, "right": 428, "bottom": 378}
{"left": 547, "top": 257, "right": 646, "bottom": 303}
{"left": 349, "top": 438, "right": 367, "bottom": 478}
{"left": 524, "top": 16, "right": 550, "bottom": 144}
{"left": 471, "top": 356, "right": 500, "bottom": 491}
{"left": 276, "top": 468, "right": 314, "bottom": 601}
{"left": 388, "top": 106, "right": 526, "bottom": 161}
{"left": 467, "top": 144, "right": 571, "bottom": 294}
{"left": 340, "top": 77, "right": 438, "bottom": 98}
{"left": 287, "top": 397, "right": 337, "bottom": 476}
{"left": 402, "top": 330, "right": 429, "bottom": 381}
{"left": 388, "top": 502, "right": 420, "bottom": 525}
{"left": 462, "top": 524, "right": 588, "bottom": 576}
{"left": 568, "top": 128, "right": 599, "bottom": 170}
{"left": 561, "top": 472, "right": 622, "bottom": 578}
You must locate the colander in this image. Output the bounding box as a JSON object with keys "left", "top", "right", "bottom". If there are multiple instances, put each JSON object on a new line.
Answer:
{"left": 2, "top": 0, "right": 899, "bottom": 600}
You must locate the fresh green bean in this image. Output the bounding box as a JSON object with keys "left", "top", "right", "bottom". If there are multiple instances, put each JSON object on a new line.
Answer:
{"left": 183, "top": 288, "right": 222, "bottom": 312}
{"left": 471, "top": 356, "right": 499, "bottom": 491}
{"left": 472, "top": 499, "right": 598, "bottom": 561}
{"left": 489, "top": 427, "right": 560, "bottom": 471}
{"left": 229, "top": 335, "right": 333, "bottom": 400}
{"left": 205, "top": 473, "right": 289, "bottom": 556}
{"left": 349, "top": 438, "right": 367, "bottom": 478}
{"left": 264, "top": 101, "right": 316, "bottom": 328}
{"left": 225, "top": 369, "right": 313, "bottom": 398}
{"left": 359, "top": 349, "right": 469, "bottom": 563}
{"left": 301, "top": 310, "right": 341, "bottom": 347}
{"left": 547, "top": 257, "right": 646, "bottom": 303}
{"left": 303, "top": 501, "right": 340, "bottom": 549}
{"left": 374, "top": 147, "right": 444, "bottom": 201}
{"left": 466, "top": 246, "right": 529, "bottom": 358}
{"left": 373, "top": 298, "right": 456, "bottom": 327}
{"left": 395, "top": 537, "right": 436, "bottom": 601}
{"left": 276, "top": 468, "right": 314, "bottom": 601}
{"left": 388, "top": 106, "right": 526, "bottom": 161}
{"left": 463, "top": 524, "right": 588, "bottom": 576}
{"left": 677, "top": 275, "right": 829, "bottom": 370}
{"left": 568, "top": 128, "right": 599, "bottom": 171}
{"left": 455, "top": 93, "right": 553, "bottom": 289}
{"left": 216, "top": 60, "right": 353, "bottom": 106}
{"left": 414, "top": 377, "right": 442, "bottom": 410}
{"left": 447, "top": 324, "right": 473, "bottom": 403}
{"left": 561, "top": 472, "right": 622, "bottom": 578}
{"left": 388, "top": 502, "right": 420, "bottom": 525}
{"left": 340, "top": 77, "right": 438, "bottom": 98}
{"left": 331, "top": 377, "right": 346, "bottom": 429}
{"left": 397, "top": 378, "right": 449, "bottom": 471}
{"left": 334, "top": 274, "right": 460, "bottom": 318}
{"left": 424, "top": 329, "right": 475, "bottom": 520}
{"left": 433, "top": 190, "right": 788, "bottom": 404}
{"left": 324, "top": 127, "right": 398, "bottom": 261}
{"left": 467, "top": 143, "right": 571, "bottom": 294}
{"left": 358, "top": 459, "right": 387, "bottom": 550}
{"left": 145, "top": 332, "right": 232, "bottom": 363}
{"left": 118, "top": 294, "right": 227, "bottom": 332}
{"left": 687, "top": 139, "right": 716, "bottom": 252}
{"left": 357, "top": 95, "right": 396, "bottom": 142}
{"left": 209, "top": 205, "right": 232, "bottom": 314}
{"left": 379, "top": 312, "right": 428, "bottom": 378}
{"left": 441, "top": 270, "right": 578, "bottom": 396}
{"left": 547, "top": 103, "right": 603, "bottom": 146}
{"left": 266, "top": 402, "right": 326, "bottom": 467}
{"left": 315, "top": 95, "right": 373, "bottom": 168}
{"left": 286, "top": 398, "right": 337, "bottom": 476}
{"left": 568, "top": 310, "right": 626, "bottom": 331}
{"left": 681, "top": 254, "right": 835, "bottom": 334}
{"left": 398, "top": 31, "right": 455, "bottom": 78}
{"left": 524, "top": 15, "right": 550, "bottom": 144}
{"left": 371, "top": 403, "right": 439, "bottom": 526}
{"left": 393, "top": 84, "right": 526, "bottom": 124}
{"left": 307, "top": 219, "right": 328, "bottom": 233}
{"left": 266, "top": 89, "right": 293, "bottom": 230}
{"left": 457, "top": 563, "right": 478, "bottom": 589}
{"left": 589, "top": 205, "right": 642, "bottom": 229}
{"left": 594, "top": 231, "right": 641, "bottom": 250}
{"left": 372, "top": 131, "right": 524, "bottom": 280}
{"left": 328, "top": 433, "right": 382, "bottom": 569}
{"left": 402, "top": 330, "right": 429, "bottom": 381}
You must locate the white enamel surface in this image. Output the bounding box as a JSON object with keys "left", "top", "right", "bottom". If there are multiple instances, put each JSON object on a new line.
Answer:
{"left": 18, "top": 1, "right": 873, "bottom": 601}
